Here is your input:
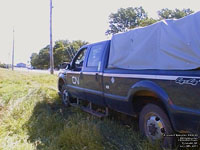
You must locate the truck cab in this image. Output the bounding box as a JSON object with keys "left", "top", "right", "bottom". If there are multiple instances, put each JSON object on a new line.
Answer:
{"left": 59, "top": 40, "right": 110, "bottom": 106}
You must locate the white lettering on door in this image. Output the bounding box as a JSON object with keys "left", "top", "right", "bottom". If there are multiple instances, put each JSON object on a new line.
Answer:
{"left": 72, "top": 76, "right": 80, "bottom": 85}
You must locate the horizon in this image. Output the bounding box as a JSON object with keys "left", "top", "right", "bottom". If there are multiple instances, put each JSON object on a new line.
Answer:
{"left": 0, "top": 0, "right": 199, "bottom": 65}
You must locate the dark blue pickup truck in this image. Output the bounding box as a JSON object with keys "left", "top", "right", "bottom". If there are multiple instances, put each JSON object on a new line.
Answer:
{"left": 58, "top": 39, "right": 200, "bottom": 147}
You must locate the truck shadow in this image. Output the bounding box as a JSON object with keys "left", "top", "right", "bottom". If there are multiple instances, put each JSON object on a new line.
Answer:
{"left": 25, "top": 96, "right": 155, "bottom": 150}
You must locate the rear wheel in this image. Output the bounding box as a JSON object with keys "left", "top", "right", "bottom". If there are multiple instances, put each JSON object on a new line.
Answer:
{"left": 61, "top": 85, "right": 70, "bottom": 107}
{"left": 139, "top": 104, "right": 174, "bottom": 148}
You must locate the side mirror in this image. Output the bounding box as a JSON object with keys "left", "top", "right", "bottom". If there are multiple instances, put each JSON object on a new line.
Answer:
{"left": 65, "top": 64, "right": 70, "bottom": 70}
{"left": 59, "top": 62, "right": 69, "bottom": 69}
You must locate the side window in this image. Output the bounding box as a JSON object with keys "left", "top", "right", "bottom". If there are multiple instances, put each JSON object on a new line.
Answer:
{"left": 73, "top": 48, "right": 87, "bottom": 71}
{"left": 87, "top": 44, "right": 104, "bottom": 67}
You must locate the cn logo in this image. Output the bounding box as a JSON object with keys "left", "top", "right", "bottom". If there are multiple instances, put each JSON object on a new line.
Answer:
{"left": 72, "top": 76, "right": 80, "bottom": 85}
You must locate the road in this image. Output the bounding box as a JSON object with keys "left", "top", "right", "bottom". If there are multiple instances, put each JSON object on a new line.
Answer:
{"left": 14, "top": 67, "right": 59, "bottom": 75}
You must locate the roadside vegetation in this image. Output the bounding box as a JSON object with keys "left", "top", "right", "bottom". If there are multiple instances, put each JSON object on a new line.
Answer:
{"left": 0, "top": 68, "right": 162, "bottom": 150}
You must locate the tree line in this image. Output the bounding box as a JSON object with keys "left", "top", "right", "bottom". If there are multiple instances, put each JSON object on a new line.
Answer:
{"left": 30, "top": 40, "right": 88, "bottom": 69}
{"left": 106, "top": 7, "right": 193, "bottom": 35}
{"left": 0, "top": 62, "right": 11, "bottom": 69}
{"left": 30, "top": 7, "right": 193, "bottom": 69}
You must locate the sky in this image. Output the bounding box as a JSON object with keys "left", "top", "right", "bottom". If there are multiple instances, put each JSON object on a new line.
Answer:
{"left": 0, "top": 0, "right": 199, "bottom": 65}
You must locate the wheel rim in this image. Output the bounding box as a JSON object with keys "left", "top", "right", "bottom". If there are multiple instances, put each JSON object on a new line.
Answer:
{"left": 145, "top": 113, "right": 166, "bottom": 141}
{"left": 62, "top": 89, "right": 69, "bottom": 105}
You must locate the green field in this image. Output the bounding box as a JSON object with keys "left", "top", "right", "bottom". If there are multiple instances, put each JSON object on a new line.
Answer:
{"left": 0, "top": 68, "right": 161, "bottom": 150}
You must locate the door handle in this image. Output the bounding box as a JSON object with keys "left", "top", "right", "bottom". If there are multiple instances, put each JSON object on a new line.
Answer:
{"left": 95, "top": 73, "right": 98, "bottom": 80}
{"left": 80, "top": 72, "right": 83, "bottom": 79}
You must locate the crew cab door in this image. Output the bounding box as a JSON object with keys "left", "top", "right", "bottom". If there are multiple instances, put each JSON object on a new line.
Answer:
{"left": 66, "top": 47, "right": 87, "bottom": 100}
{"left": 82, "top": 42, "right": 106, "bottom": 106}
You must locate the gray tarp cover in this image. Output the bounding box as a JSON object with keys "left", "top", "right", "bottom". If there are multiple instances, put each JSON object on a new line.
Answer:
{"left": 108, "top": 11, "right": 200, "bottom": 70}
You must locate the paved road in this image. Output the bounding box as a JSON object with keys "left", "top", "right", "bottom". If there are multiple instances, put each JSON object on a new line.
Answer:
{"left": 14, "top": 67, "right": 59, "bottom": 75}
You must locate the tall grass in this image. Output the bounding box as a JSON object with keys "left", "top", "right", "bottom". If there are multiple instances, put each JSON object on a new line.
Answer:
{"left": 0, "top": 68, "right": 161, "bottom": 150}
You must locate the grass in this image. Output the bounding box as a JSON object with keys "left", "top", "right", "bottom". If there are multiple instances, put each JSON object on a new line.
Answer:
{"left": 0, "top": 68, "right": 162, "bottom": 150}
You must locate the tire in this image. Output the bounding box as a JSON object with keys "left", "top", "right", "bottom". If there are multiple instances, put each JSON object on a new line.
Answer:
{"left": 61, "top": 85, "right": 70, "bottom": 107}
{"left": 139, "top": 104, "right": 174, "bottom": 149}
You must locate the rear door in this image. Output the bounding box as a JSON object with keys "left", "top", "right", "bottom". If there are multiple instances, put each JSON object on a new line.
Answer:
{"left": 82, "top": 42, "right": 107, "bottom": 106}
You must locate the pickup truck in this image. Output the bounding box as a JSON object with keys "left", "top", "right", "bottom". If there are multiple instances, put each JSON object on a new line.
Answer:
{"left": 58, "top": 39, "right": 200, "bottom": 147}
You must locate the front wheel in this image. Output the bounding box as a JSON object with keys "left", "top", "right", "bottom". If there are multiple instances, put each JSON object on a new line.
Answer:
{"left": 61, "top": 85, "right": 70, "bottom": 107}
{"left": 139, "top": 104, "right": 174, "bottom": 148}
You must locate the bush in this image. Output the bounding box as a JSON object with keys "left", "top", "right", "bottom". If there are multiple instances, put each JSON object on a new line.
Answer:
{"left": 0, "top": 63, "right": 10, "bottom": 69}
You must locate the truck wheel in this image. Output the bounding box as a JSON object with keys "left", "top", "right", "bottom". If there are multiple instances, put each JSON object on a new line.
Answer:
{"left": 61, "top": 85, "right": 70, "bottom": 107}
{"left": 139, "top": 104, "right": 174, "bottom": 148}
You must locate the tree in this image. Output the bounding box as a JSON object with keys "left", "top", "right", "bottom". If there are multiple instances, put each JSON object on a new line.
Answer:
{"left": 54, "top": 40, "right": 88, "bottom": 67}
{"left": 38, "top": 47, "right": 50, "bottom": 69}
{"left": 64, "top": 40, "right": 88, "bottom": 61}
{"left": 30, "top": 46, "right": 50, "bottom": 69}
{"left": 106, "top": 7, "right": 148, "bottom": 35}
{"left": 0, "top": 62, "right": 10, "bottom": 68}
{"left": 158, "top": 8, "right": 194, "bottom": 19}
{"left": 70, "top": 40, "right": 88, "bottom": 51}
{"left": 30, "top": 53, "right": 39, "bottom": 68}
{"left": 139, "top": 18, "right": 157, "bottom": 27}
{"left": 30, "top": 40, "right": 88, "bottom": 69}
{"left": 57, "top": 40, "right": 70, "bottom": 47}
{"left": 54, "top": 41, "right": 66, "bottom": 68}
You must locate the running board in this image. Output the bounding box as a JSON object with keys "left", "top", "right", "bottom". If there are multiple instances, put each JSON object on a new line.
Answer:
{"left": 70, "top": 100, "right": 108, "bottom": 118}
{"left": 70, "top": 103, "right": 80, "bottom": 108}
{"left": 81, "top": 107, "right": 108, "bottom": 118}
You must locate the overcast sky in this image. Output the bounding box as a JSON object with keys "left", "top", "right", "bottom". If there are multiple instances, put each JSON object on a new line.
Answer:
{"left": 0, "top": 0, "right": 199, "bottom": 64}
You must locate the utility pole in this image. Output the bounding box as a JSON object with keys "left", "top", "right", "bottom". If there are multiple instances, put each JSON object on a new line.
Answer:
{"left": 12, "top": 28, "right": 15, "bottom": 71}
{"left": 49, "top": 0, "right": 54, "bottom": 74}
